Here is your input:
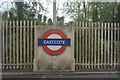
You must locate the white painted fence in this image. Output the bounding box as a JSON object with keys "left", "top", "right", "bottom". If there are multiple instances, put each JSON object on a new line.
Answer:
{"left": 75, "top": 22, "right": 120, "bottom": 69}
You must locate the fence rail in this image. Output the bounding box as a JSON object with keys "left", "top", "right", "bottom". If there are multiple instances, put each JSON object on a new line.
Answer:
{"left": 1, "top": 21, "right": 36, "bottom": 70}
{"left": 75, "top": 22, "right": 120, "bottom": 69}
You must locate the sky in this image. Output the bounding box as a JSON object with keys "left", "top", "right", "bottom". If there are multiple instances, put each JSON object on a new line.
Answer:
{"left": 1, "top": 0, "right": 120, "bottom": 23}
{"left": 0, "top": 0, "right": 72, "bottom": 23}
{"left": 41, "top": 0, "right": 72, "bottom": 23}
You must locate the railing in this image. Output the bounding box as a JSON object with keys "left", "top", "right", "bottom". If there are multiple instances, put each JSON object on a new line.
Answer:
{"left": 75, "top": 22, "right": 120, "bottom": 69}
{"left": 1, "top": 21, "right": 36, "bottom": 70}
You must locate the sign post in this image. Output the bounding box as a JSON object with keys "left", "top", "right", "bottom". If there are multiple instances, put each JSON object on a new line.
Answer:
{"left": 34, "top": 26, "right": 75, "bottom": 71}
{"left": 53, "top": 0, "right": 57, "bottom": 26}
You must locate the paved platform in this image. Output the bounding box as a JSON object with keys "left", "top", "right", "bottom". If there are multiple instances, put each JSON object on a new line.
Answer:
{"left": 1, "top": 71, "right": 120, "bottom": 78}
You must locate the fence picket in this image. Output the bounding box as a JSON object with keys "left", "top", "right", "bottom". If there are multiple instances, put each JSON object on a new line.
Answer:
{"left": 79, "top": 22, "right": 81, "bottom": 68}
{"left": 9, "top": 21, "right": 12, "bottom": 69}
{"left": 111, "top": 23, "right": 113, "bottom": 68}
{"left": 104, "top": 23, "right": 107, "bottom": 68}
{"left": 5, "top": 21, "right": 8, "bottom": 69}
{"left": 91, "top": 23, "right": 94, "bottom": 69}
{"left": 27, "top": 21, "right": 30, "bottom": 69}
{"left": 13, "top": 21, "right": 16, "bottom": 69}
{"left": 2, "top": 21, "right": 5, "bottom": 69}
{"left": 117, "top": 23, "right": 120, "bottom": 66}
{"left": 101, "top": 23, "right": 104, "bottom": 68}
{"left": 108, "top": 23, "right": 110, "bottom": 67}
{"left": 76, "top": 22, "right": 79, "bottom": 64}
{"left": 97, "top": 22, "right": 100, "bottom": 68}
{"left": 30, "top": 21, "right": 33, "bottom": 68}
{"left": 94, "top": 23, "right": 97, "bottom": 68}
{"left": 82, "top": 22, "right": 85, "bottom": 68}
{"left": 85, "top": 22, "right": 88, "bottom": 68}
{"left": 23, "top": 21, "right": 26, "bottom": 69}
{"left": 20, "top": 21, "right": 23, "bottom": 69}
{"left": 88, "top": 22, "right": 91, "bottom": 69}
{"left": 16, "top": 21, "right": 19, "bottom": 69}
{"left": 114, "top": 23, "right": 117, "bottom": 68}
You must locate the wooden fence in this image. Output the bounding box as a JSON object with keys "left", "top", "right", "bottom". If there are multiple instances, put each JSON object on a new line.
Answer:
{"left": 75, "top": 22, "right": 120, "bottom": 69}
{"left": 1, "top": 21, "right": 120, "bottom": 70}
{"left": 1, "top": 21, "right": 36, "bottom": 70}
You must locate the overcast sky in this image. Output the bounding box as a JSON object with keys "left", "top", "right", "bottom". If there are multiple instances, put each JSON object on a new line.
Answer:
{"left": 1, "top": 0, "right": 119, "bottom": 23}
{"left": 0, "top": 0, "right": 73, "bottom": 23}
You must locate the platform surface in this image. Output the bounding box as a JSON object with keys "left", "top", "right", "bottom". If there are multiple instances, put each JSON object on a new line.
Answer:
{"left": 1, "top": 71, "right": 120, "bottom": 79}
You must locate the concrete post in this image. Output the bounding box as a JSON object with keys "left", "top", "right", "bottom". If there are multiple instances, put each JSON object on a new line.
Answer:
{"left": 53, "top": 0, "right": 57, "bottom": 26}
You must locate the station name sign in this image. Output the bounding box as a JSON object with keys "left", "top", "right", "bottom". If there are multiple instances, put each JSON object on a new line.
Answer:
{"left": 38, "top": 39, "right": 70, "bottom": 46}
{"left": 38, "top": 29, "right": 71, "bottom": 55}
